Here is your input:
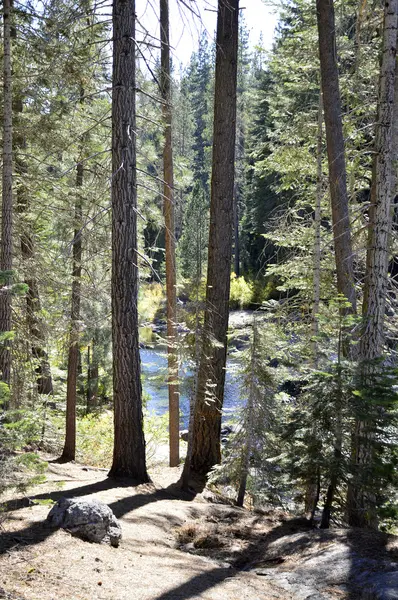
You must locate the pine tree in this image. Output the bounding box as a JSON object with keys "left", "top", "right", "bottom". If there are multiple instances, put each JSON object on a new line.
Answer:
{"left": 316, "top": 0, "right": 356, "bottom": 324}
{"left": 160, "top": 0, "right": 179, "bottom": 467}
{"left": 184, "top": 0, "right": 239, "bottom": 484}
{"left": 0, "top": 0, "right": 14, "bottom": 393}
{"left": 109, "top": 0, "right": 149, "bottom": 482}
{"left": 348, "top": 0, "right": 398, "bottom": 528}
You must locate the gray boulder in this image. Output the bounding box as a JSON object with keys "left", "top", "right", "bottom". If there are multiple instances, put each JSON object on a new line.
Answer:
{"left": 47, "top": 497, "right": 122, "bottom": 547}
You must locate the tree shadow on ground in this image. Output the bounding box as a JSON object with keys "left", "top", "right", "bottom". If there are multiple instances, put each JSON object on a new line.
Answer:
{"left": 151, "top": 516, "right": 398, "bottom": 600}
{"left": 150, "top": 516, "right": 315, "bottom": 600}
{"left": 346, "top": 527, "right": 398, "bottom": 599}
{"left": 2, "top": 469, "right": 397, "bottom": 600}
{"left": 0, "top": 473, "right": 195, "bottom": 556}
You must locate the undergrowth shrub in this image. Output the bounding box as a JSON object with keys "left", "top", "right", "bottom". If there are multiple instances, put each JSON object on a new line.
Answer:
{"left": 0, "top": 451, "right": 47, "bottom": 495}
{"left": 72, "top": 409, "right": 169, "bottom": 468}
{"left": 229, "top": 274, "right": 254, "bottom": 309}
{"left": 138, "top": 283, "right": 164, "bottom": 323}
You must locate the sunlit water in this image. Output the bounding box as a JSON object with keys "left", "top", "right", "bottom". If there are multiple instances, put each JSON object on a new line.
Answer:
{"left": 140, "top": 347, "right": 243, "bottom": 428}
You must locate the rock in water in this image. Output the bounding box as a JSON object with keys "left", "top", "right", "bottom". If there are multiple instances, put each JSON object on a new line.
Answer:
{"left": 47, "top": 497, "right": 122, "bottom": 547}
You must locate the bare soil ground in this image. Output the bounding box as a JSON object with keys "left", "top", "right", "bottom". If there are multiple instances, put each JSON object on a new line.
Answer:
{"left": 0, "top": 458, "right": 397, "bottom": 600}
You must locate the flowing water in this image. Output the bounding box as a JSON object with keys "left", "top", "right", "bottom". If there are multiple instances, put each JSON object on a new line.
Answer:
{"left": 140, "top": 347, "right": 243, "bottom": 428}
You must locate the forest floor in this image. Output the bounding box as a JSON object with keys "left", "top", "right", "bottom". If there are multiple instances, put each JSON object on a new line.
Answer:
{"left": 0, "top": 456, "right": 398, "bottom": 600}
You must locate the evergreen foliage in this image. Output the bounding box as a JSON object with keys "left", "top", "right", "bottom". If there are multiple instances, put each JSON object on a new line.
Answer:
{"left": 0, "top": 0, "right": 397, "bottom": 532}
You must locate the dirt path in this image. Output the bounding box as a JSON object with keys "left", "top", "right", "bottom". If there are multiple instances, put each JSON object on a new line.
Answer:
{"left": 0, "top": 461, "right": 287, "bottom": 600}
{"left": 1, "top": 460, "right": 398, "bottom": 600}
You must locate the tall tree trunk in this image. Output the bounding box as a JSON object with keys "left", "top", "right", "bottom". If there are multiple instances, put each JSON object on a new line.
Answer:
{"left": 184, "top": 0, "right": 239, "bottom": 483}
{"left": 311, "top": 92, "right": 323, "bottom": 363}
{"left": 182, "top": 201, "right": 204, "bottom": 490}
{"left": 305, "top": 92, "right": 323, "bottom": 519}
{"left": 316, "top": 0, "right": 356, "bottom": 320}
{"left": 160, "top": 0, "right": 179, "bottom": 468}
{"left": 347, "top": 0, "right": 398, "bottom": 528}
{"left": 316, "top": 1, "right": 357, "bottom": 524}
{"left": 109, "top": 0, "right": 149, "bottom": 482}
{"left": 14, "top": 96, "right": 52, "bottom": 396}
{"left": 0, "top": 0, "right": 13, "bottom": 394}
{"left": 60, "top": 160, "right": 83, "bottom": 462}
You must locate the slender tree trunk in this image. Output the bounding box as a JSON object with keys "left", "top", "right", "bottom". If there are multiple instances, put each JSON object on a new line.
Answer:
{"left": 236, "top": 315, "right": 257, "bottom": 507}
{"left": 316, "top": 0, "right": 356, "bottom": 320}
{"left": 160, "top": 0, "right": 179, "bottom": 468}
{"left": 305, "top": 92, "right": 323, "bottom": 519}
{"left": 311, "top": 92, "right": 323, "bottom": 363}
{"left": 0, "top": 0, "right": 13, "bottom": 393}
{"left": 109, "top": 0, "right": 149, "bottom": 482}
{"left": 182, "top": 202, "right": 203, "bottom": 490}
{"left": 321, "top": 325, "right": 343, "bottom": 528}
{"left": 184, "top": 0, "right": 239, "bottom": 483}
{"left": 347, "top": 1, "right": 398, "bottom": 528}
{"left": 60, "top": 160, "right": 83, "bottom": 462}
{"left": 86, "top": 342, "right": 99, "bottom": 412}
{"left": 14, "top": 96, "right": 52, "bottom": 396}
{"left": 233, "top": 183, "right": 240, "bottom": 277}
{"left": 316, "top": 3, "right": 357, "bottom": 523}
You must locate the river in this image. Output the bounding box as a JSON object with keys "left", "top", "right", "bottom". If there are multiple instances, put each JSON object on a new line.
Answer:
{"left": 140, "top": 347, "right": 243, "bottom": 428}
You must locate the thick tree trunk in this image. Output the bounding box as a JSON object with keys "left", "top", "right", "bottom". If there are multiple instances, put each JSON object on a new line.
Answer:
{"left": 160, "top": 0, "right": 179, "bottom": 468}
{"left": 60, "top": 161, "right": 83, "bottom": 462}
{"left": 184, "top": 0, "right": 239, "bottom": 483}
{"left": 109, "top": 0, "right": 149, "bottom": 482}
{"left": 316, "top": 0, "right": 356, "bottom": 320}
{"left": 347, "top": 1, "right": 398, "bottom": 529}
{"left": 0, "top": 0, "right": 13, "bottom": 393}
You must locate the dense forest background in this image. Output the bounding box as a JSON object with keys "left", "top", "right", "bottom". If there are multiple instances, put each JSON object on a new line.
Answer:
{"left": 1, "top": 0, "right": 398, "bottom": 533}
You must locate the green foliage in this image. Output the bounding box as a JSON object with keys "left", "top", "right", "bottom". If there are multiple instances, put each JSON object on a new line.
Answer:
{"left": 76, "top": 411, "right": 114, "bottom": 468}
{"left": 69, "top": 409, "right": 169, "bottom": 468}
{"left": 138, "top": 283, "right": 164, "bottom": 324}
{"left": 0, "top": 382, "right": 10, "bottom": 407}
{"left": 229, "top": 274, "right": 254, "bottom": 309}
{"left": 210, "top": 318, "right": 288, "bottom": 506}
{"left": 0, "top": 408, "right": 45, "bottom": 450}
{"left": 14, "top": 452, "right": 47, "bottom": 473}
{"left": 0, "top": 451, "right": 48, "bottom": 495}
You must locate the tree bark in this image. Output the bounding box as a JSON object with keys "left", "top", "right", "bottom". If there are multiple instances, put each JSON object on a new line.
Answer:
{"left": 347, "top": 0, "right": 398, "bottom": 528}
{"left": 160, "top": 0, "right": 179, "bottom": 468}
{"left": 233, "top": 183, "right": 240, "bottom": 277}
{"left": 184, "top": 0, "right": 239, "bottom": 483}
{"left": 0, "top": 0, "right": 13, "bottom": 393}
{"left": 60, "top": 160, "right": 83, "bottom": 462}
{"left": 14, "top": 96, "right": 53, "bottom": 396}
{"left": 305, "top": 92, "right": 323, "bottom": 519}
{"left": 311, "top": 92, "right": 323, "bottom": 363}
{"left": 86, "top": 342, "right": 99, "bottom": 412}
{"left": 316, "top": 0, "right": 356, "bottom": 320}
{"left": 109, "top": 0, "right": 149, "bottom": 482}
